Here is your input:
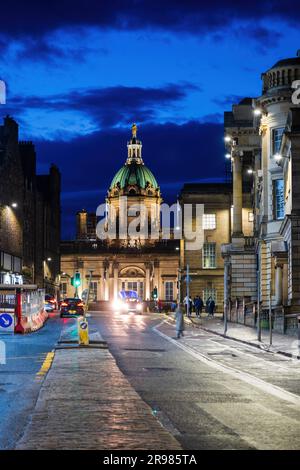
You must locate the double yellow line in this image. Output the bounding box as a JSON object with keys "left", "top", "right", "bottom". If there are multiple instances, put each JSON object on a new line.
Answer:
{"left": 35, "top": 351, "right": 55, "bottom": 381}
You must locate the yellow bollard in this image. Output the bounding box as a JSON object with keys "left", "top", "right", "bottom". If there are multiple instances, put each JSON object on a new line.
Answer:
{"left": 78, "top": 316, "right": 89, "bottom": 345}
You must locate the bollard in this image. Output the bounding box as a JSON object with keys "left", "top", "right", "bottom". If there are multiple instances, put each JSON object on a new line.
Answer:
{"left": 78, "top": 316, "right": 89, "bottom": 345}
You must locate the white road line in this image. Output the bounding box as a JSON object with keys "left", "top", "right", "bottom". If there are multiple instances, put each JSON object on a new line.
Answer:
{"left": 153, "top": 322, "right": 300, "bottom": 406}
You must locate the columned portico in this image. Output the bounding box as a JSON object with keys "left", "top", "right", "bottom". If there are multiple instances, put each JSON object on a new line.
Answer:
{"left": 232, "top": 151, "right": 243, "bottom": 237}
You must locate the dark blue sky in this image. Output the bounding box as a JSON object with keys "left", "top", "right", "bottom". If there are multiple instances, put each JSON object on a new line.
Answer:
{"left": 0, "top": 1, "right": 299, "bottom": 238}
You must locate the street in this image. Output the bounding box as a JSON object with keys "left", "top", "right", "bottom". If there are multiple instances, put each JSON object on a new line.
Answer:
{"left": 1, "top": 310, "right": 300, "bottom": 450}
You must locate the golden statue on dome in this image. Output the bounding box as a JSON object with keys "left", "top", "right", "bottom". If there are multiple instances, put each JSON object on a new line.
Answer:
{"left": 132, "top": 123, "right": 137, "bottom": 138}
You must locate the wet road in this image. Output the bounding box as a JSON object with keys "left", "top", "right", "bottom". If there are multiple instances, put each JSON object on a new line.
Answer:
{"left": 1, "top": 310, "right": 300, "bottom": 450}
{"left": 90, "top": 310, "right": 300, "bottom": 450}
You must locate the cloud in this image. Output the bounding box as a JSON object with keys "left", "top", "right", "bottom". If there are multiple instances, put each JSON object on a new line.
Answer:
{"left": 4, "top": 83, "right": 200, "bottom": 135}
{"left": 212, "top": 94, "right": 247, "bottom": 108}
{"left": 0, "top": 1, "right": 298, "bottom": 38}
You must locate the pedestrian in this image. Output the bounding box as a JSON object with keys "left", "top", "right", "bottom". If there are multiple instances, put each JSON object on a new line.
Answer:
{"left": 198, "top": 296, "right": 204, "bottom": 316}
{"left": 194, "top": 296, "right": 200, "bottom": 318}
{"left": 157, "top": 299, "right": 163, "bottom": 313}
{"left": 183, "top": 295, "right": 189, "bottom": 316}
{"left": 189, "top": 297, "right": 193, "bottom": 317}
{"left": 208, "top": 298, "right": 215, "bottom": 317}
{"left": 175, "top": 304, "right": 185, "bottom": 339}
{"left": 206, "top": 296, "right": 211, "bottom": 316}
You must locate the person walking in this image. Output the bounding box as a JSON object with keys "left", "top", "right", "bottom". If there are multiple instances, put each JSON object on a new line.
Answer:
{"left": 208, "top": 298, "right": 216, "bottom": 317}
{"left": 206, "top": 296, "right": 211, "bottom": 316}
{"left": 194, "top": 296, "right": 201, "bottom": 318}
{"left": 175, "top": 304, "right": 185, "bottom": 339}
{"left": 198, "top": 296, "right": 204, "bottom": 316}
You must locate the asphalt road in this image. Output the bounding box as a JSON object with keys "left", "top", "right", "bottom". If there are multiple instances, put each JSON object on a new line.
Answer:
{"left": 89, "top": 310, "right": 300, "bottom": 450}
{"left": 1, "top": 310, "right": 300, "bottom": 450}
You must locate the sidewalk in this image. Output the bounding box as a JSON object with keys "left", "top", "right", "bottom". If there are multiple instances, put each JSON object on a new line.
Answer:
{"left": 16, "top": 323, "right": 181, "bottom": 450}
{"left": 166, "top": 312, "right": 300, "bottom": 359}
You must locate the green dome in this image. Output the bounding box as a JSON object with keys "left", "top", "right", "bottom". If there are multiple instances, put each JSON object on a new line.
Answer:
{"left": 110, "top": 162, "right": 159, "bottom": 191}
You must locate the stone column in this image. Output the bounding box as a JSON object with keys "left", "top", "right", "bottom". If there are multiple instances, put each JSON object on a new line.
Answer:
{"left": 223, "top": 257, "right": 230, "bottom": 334}
{"left": 99, "top": 266, "right": 105, "bottom": 300}
{"left": 232, "top": 152, "right": 243, "bottom": 237}
{"left": 113, "top": 262, "right": 119, "bottom": 300}
{"left": 145, "top": 262, "right": 151, "bottom": 300}
{"left": 275, "top": 262, "right": 283, "bottom": 306}
{"left": 104, "top": 260, "right": 109, "bottom": 301}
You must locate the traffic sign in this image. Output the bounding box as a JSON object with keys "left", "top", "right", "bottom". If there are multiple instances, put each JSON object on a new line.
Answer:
{"left": 0, "top": 313, "right": 14, "bottom": 333}
{"left": 77, "top": 316, "right": 89, "bottom": 345}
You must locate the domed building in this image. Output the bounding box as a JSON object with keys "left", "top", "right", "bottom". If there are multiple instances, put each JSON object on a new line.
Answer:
{"left": 61, "top": 124, "right": 179, "bottom": 306}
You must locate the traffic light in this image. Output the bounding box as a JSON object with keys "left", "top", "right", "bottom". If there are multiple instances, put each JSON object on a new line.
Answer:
{"left": 71, "top": 276, "right": 74, "bottom": 287}
{"left": 74, "top": 271, "right": 81, "bottom": 287}
{"left": 152, "top": 287, "right": 158, "bottom": 300}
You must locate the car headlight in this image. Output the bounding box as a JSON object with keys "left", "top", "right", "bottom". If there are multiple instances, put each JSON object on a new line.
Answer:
{"left": 113, "top": 300, "right": 121, "bottom": 310}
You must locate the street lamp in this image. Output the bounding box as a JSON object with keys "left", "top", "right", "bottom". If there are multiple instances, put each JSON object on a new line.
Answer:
{"left": 274, "top": 153, "right": 289, "bottom": 163}
{"left": 225, "top": 153, "right": 231, "bottom": 159}
{"left": 224, "top": 136, "right": 231, "bottom": 143}
{"left": 247, "top": 168, "right": 254, "bottom": 174}
{"left": 47, "top": 257, "right": 52, "bottom": 262}
{"left": 253, "top": 108, "right": 262, "bottom": 116}
{"left": 11, "top": 202, "right": 18, "bottom": 208}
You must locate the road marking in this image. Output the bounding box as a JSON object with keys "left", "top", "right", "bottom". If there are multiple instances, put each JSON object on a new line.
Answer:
{"left": 153, "top": 322, "right": 300, "bottom": 406}
{"left": 36, "top": 351, "right": 55, "bottom": 380}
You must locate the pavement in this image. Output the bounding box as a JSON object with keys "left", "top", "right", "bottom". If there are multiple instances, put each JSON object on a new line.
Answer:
{"left": 168, "top": 313, "right": 300, "bottom": 360}
{"left": 16, "top": 320, "right": 181, "bottom": 450}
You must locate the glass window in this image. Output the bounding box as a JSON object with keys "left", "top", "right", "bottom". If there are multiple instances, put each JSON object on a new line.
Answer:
{"left": 203, "top": 288, "right": 217, "bottom": 303}
{"left": 165, "top": 281, "right": 174, "bottom": 301}
{"left": 272, "top": 128, "right": 284, "bottom": 155}
{"left": 274, "top": 179, "right": 285, "bottom": 220}
{"left": 203, "top": 243, "right": 216, "bottom": 269}
{"left": 203, "top": 214, "right": 216, "bottom": 230}
{"left": 60, "top": 282, "right": 67, "bottom": 297}
{"left": 90, "top": 281, "right": 98, "bottom": 301}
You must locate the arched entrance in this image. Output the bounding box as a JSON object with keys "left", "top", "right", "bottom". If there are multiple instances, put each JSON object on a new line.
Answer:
{"left": 118, "top": 266, "right": 145, "bottom": 300}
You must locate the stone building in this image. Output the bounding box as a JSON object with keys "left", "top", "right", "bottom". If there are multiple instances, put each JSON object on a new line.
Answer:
{"left": 0, "top": 116, "right": 61, "bottom": 295}
{"left": 61, "top": 125, "right": 179, "bottom": 305}
{"left": 223, "top": 53, "right": 300, "bottom": 334}
{"left": 180, "top": 182, "right": 253, "bottom": 311}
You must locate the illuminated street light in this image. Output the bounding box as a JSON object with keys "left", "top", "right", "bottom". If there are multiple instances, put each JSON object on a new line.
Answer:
{"left": 224, "top": 136, "right": 231, "bottom": 143}
{"left": 253, "top": 108, "right": 262, "bottom": 116}
{"left": 225, "top": 153, "right": 231, "bottom": 159}
{"left": 47, "top": 257, "right": 52, "bottom": 261}
{"left": 247, "top": 168, "right": 254, "bottom": 174}
{"left": 11, "top": 202, "right": 18, "bottom": 208}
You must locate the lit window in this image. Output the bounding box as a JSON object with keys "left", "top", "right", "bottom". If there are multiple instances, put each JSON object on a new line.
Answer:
{"left": 272, "top": 128, "right": 284, "bottom": 155}
{"left": 203, "top": 214, "right": 216, "bottom": 230}
{"left": 274, "top": 179, "right": 284, "bottom": 220}
{"left": 203, "top": 243, "right": 216, "bottom": 269}
{"left": 165, "top": 281, "right": 174, "bottom": 301}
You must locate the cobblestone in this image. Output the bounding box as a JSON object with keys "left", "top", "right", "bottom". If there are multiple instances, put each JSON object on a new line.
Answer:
{"left": 16, "top": 348, "right": 181, "bottom": 450}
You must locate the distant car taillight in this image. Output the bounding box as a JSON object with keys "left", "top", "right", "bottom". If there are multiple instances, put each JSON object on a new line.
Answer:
{"left": 61, "top": 302, "right": 68, "bottom": 307}
{"left": 77, "top": 302, "right": 84, "bottom": 307}
{"left": 50, "top": 299, "right": 56, "bottom": 303}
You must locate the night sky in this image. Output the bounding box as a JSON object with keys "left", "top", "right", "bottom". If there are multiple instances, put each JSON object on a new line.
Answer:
{"left": 1, "top": 1, "right": 299, "bottom": 238}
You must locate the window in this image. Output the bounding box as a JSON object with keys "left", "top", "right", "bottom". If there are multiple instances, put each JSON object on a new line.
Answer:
{"left": 274, "top": 179, "right": 285, "bottom": 220}
{"left": 165, "top": 281, "right": 174, "bottom": 301}
{"left": 272, "top": 128, "right": 284, "bottom": 155}
{"left": 60, "top": 282, "right": 67, "bottom": 297}
{"left": 203, "top": 214, "right": 216, "bottom": 230}
{"left": 90, "top": 281, "right": 98, "bottom": 301}
{"left": 203, "top": 288, "right": 217, "bottom": 304}
{"left": 203, "top": 243, "right": 216, "bottom": 269}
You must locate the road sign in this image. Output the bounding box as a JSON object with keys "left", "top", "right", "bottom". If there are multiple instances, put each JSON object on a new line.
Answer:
{"left": 0, "top": 313, "right": 14, "bottom": 333}
{"left": 78, "top": 316, "right": 89, "bottom": 345}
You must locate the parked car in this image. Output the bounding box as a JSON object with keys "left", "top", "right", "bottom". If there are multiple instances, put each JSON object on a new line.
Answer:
{"left": 60, "top": 298, "right": 85, "bottom": 317}
{"left": 113, "top": 290, "right": 143, "bottom": 314}
{"left": 44, "top": 294, "right": 57, "bottom": 311}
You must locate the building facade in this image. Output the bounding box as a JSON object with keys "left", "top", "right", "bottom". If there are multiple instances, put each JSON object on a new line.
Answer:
{"left": 223, "top": 53, "right": 300, "bottom": 334}
{"left": 180, "top": 183, "right": 253, "bottom": 311}
{"left": 0, "top": 116, "right": 61, "bottom": 295}
{"left": 61, "top": 125, "right": 179, "bottom": 304}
